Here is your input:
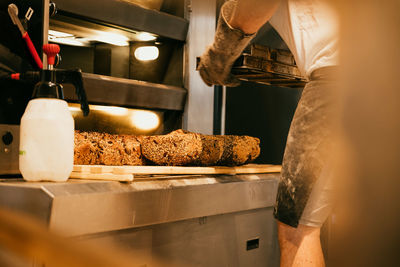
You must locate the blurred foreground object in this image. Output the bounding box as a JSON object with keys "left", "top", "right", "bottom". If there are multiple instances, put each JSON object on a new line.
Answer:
{"left": 333, "top": 0, "right": 400, "bottom": 266}
{"left": 0, "top": 207, "right": 142, "bottom": 267}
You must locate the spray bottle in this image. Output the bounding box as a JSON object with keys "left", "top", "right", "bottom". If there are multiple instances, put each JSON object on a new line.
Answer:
{"left": 19, "top": 44, "right": 89, "bottom": 182}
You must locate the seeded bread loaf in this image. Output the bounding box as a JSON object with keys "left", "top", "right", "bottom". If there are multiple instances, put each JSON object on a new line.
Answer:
{"left": 74, "top": 131, "right": 146, "bottom": 166}
{"left": 198, "top": 134, "right": 225, "bottom": 165}
{"left": 140, "top": 129, "right": 224, "bottom": 166}
{"left": 216, "top": 135, "right": 261, "bottom": 166}
{"left": 74, "top": 131, "right": 101, "bottom": 165}
{"left": 140, "top": 129, "right": 201, "bottom": 166}
{"left": 141, "top": 129, "right": 259, "bottom": 166}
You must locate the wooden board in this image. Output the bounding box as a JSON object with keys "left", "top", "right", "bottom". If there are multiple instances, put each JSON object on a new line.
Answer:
{"left": 69, "top": 172, "right": 134, "bottom": 182}
{"left": 70, "top": 164, "right": 281, "bottom": 182}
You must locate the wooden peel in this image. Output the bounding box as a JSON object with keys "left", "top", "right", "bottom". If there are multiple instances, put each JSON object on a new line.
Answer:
{"left": 69, "top": 171, "right": 134, "bottom": 181}
{"left": 70, "top": 164, "right": 281, "bottom": 181}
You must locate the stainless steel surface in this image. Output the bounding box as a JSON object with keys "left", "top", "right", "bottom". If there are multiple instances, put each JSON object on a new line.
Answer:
{"left": 0, "top": 173, "right": 280, "bottom": 266}
{"left": 0, "top": 125, "right": 20, "bottom": 175}
{"left": 183, "top": 0, "right": 216, "bottom": 134}
{"left": 63, "top": 72, "right": 187, "bottom": 111}
{"left": 80, "top": 208, "right": 280, "bottom": 267}
{"left": 0, "top": 183, "right": 52, "bottom": 222}
{"left": 53, "top": 0, "right": 189, "bottom": 41}
{"left": 150, "top": 208, "right": 280, "bottom": 267}
{"left": 0, "top": 173, "right": 279, "bottom": 236}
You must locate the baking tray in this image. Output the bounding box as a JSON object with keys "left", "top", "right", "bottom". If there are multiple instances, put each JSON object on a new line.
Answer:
{"left": 231, "top": 44, "right": 306, "bottom": 88}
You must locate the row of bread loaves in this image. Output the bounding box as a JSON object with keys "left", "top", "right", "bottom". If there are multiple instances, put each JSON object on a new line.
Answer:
{"left": 74, "top": 129, "right": 260, "bottom": 166}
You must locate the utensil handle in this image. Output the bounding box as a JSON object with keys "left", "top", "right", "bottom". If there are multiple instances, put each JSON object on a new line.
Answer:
{"left": 23, "top": 32, "right": 43, "bottom": 69}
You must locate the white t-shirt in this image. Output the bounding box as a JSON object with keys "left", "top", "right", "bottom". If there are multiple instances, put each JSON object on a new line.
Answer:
{"left": 269, "top": 0, "right": 339, "bottom": 78}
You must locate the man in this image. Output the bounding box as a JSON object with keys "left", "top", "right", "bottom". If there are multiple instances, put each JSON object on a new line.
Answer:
{"left": 198, "top": 0, "right": 339, "bottom": 266}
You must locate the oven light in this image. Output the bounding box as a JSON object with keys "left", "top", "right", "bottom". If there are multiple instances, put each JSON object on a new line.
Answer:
{"left": 137, "top": 32, "right": 157, "bottom": 41}
{"left": 48, "top": 30, "right": 73, "bottom": 38}
{"left": 91, "top": 105, "right": 129, "bottom": 116}
{"left": 49, "top": 37, "right": 88, "bottom": 47}
{"left": 68, "top": 106, "right": 81, "bottom": 112}
{"left": 48, "top": 30, "right": 88, "bottom": 47}
{"left": 130, "top": 110, "right": 160, "bottom": 131}
{"left": 93, "top": 32, "right": 129, "bottom": 46}
{"left": 134, "top": 46, "right": 159, "bottom": 61}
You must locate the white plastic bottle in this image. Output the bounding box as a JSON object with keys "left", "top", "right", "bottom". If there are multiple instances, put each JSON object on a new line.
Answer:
{"left": 19, "top": 44, "right": 89, "bottom": 182}
{"left": 19, "top": 98, "right": 74, "bottom": 182}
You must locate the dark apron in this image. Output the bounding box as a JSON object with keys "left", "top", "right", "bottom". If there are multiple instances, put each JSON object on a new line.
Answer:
{"left": 273, "top": 66, "right": 338, "bottom": 227}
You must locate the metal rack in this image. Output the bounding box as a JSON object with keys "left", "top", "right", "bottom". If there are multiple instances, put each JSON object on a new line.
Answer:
{"left": 232, "top": 44, "right": 307, "bottom": 88}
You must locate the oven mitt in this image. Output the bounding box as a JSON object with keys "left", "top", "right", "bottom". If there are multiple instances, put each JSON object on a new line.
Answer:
{"left": 198, "top": 0, "right": 255, "bottom": 87}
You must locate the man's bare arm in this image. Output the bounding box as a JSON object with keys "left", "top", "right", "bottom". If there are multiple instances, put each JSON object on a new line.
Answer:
{"left": 229, "top": 0, "right": 282, "bottom": 34}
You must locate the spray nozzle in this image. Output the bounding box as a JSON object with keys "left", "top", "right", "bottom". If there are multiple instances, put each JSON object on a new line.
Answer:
{"left": 29, "top": 44, "right": 90, "bottom": 116}
{"left": 43, "top": 44, "right": 60, "bottom": 69}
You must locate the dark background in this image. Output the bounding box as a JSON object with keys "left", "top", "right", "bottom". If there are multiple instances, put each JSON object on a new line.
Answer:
{"left": 223, "top": 23, "right": 303, "bottom": 165}
{"left": 0, "top": 0, "right": 44, "bottom": 124}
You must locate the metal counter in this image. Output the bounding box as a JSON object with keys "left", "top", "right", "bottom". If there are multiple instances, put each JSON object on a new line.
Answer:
{"left": 0, "top": 173, "right": 280, "bottom": 267}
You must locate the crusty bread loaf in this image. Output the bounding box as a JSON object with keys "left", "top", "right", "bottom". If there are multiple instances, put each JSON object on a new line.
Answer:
{"left": 198, "top": 134, "right": 224, "bottom": 166}
{"left": 141, "top": 130, "right": 200, "bottom": 166}
{"left": 74, "top": 131, "right": 146, "bottom": 166}
{"left": 216, "top": 135, "right": 261, "bottom": 166}
{"left": 140, "top": 129, "right": 225, "bottom": 166}
{"left": 141, "top": 129, "right": 259, "bottom": 166}
{"left": 74, "top": 131, "right": 101, "bottom": 165}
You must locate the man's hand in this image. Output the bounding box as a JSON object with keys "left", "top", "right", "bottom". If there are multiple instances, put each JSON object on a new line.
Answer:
{"left": 197, "top": 0, "right": 255, "bottom": 87}
{"left": 197, "top": 0, "right": 281, "bottom": 87}
{"left": 198, "top": 45, "right": 241, "bottom": 87}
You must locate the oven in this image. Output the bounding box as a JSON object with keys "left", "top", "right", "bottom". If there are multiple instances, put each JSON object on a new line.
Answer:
{"left": 0, "top": 0, "right": 189, "bottom": 175}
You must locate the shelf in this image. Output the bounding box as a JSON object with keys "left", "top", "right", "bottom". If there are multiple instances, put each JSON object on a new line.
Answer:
{"left": 63, "top": 73, "right": 187, "bottom": 111}
{"left": 53, "top": 0, "right": 189, "bottom": 41}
